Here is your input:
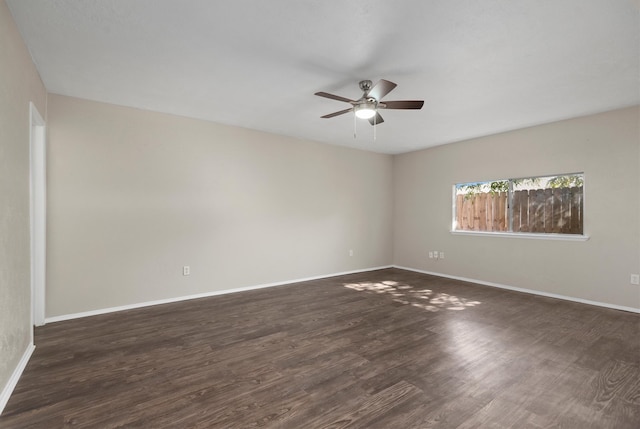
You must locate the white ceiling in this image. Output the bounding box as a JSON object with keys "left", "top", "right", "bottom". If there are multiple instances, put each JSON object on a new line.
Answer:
{"left": 7, "top": 0, "right": 640, "bottom": 154}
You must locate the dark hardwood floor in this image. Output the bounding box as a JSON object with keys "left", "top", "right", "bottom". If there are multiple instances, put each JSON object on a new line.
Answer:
{"left": 1, "top": 268, "right": 639, "bottom": 428}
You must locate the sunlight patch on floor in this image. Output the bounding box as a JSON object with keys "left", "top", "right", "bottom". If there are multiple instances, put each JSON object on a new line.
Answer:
{"left": 344, "top": 281, "right": 481, "bottom": 312}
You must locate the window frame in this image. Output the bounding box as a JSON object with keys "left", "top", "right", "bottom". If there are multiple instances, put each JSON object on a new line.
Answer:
{"left": 451, "top": 173, "right": 589, "bottom": 241}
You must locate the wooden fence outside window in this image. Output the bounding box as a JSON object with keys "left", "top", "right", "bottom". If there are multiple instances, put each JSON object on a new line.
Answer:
{"left": 455, "top": 187, "right": 583, "bottom": 234}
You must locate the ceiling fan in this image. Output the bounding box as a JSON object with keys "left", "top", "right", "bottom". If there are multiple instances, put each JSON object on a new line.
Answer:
{"left": 315, "top": 79, "right": 424, "bottom": 126}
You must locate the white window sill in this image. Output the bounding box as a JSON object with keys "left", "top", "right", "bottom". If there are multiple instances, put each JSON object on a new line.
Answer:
{"left": 450, "top": 230, "right": 590, "bottom": 241}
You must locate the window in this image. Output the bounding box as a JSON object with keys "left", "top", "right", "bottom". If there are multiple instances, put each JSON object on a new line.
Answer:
{"left": 453, "top": 173, "right": 584, "bottom": 236}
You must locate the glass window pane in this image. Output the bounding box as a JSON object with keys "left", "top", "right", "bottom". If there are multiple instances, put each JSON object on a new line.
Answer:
{"left": 453, "top": 173, "right": 583, "bottom": 235}
{"left": 454, "top": 180, "right": 508, "bottom": 232}
{"left": 512, "top": 174, "right": 583, "bottom": 234}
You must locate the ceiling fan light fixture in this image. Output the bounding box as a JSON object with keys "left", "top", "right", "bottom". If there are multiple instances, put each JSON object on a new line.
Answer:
{"left": 354, "top": 103, "right": 376, "bottom": 119}
{"left": 316, "top": 79, "right": 423, "bottom": 126}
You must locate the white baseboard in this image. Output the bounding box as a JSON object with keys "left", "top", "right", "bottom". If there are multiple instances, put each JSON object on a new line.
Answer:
{"left": 0, "top": 343, "right": 35, "bottom": 416}
{"left": 45, "top": 265, "right": 393, "bottom": 324}
{"left": 41, "top": 264, "right": 640, "bottom": 323}
{"left": 394, "top": 265, "right": 640, "bottom": 314}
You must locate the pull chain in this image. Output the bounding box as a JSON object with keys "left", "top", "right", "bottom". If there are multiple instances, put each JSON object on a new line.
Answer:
{"left": 352, "top": 113, "right": 378, "bottom": 141}
{"left": 374, "top": 114, "right": 377, "bottom": 140}
{"left": 353, "top": 113, "right": 357, "bottom": 139}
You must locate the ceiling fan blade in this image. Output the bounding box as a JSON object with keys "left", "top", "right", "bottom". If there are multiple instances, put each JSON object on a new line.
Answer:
{"left": 321, "top": 108, "right": 353, "bottom": 119}
{"left": 368, "top": 112, "right": 384, "bottom": 126}
{"left": 381, "top": 100, "right": 424, "bottom": 110}
{"left": 314, "top": 92, "right": 355, "bottom": 104}
{"left": 367, "top": 79, "right": 397, "bottom": 100}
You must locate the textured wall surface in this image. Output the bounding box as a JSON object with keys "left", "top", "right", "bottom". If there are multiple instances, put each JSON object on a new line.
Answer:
{"left": 0, "top": 0, "right": 46, "bottom": 400}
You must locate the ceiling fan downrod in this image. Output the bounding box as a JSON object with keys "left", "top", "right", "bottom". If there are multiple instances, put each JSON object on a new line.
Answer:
{"left": 359, "top": 80, "right": 373, "bottom": 93}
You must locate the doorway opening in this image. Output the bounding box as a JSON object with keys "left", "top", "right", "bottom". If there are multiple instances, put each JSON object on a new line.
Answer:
{"left": 30, "top": 102, "right": 46, "bottom": 328}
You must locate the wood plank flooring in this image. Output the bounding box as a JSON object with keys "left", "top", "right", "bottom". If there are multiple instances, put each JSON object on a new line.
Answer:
{"left": 1, "top": 268, "right": 639, "bottom": 428}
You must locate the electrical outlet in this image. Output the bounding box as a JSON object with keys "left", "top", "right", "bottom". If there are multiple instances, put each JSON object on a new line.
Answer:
{"left": 349, "top": 249, "right": 354, "bottom": 257}
{"left": 428, "top": 251, "right": 433, "bottom": 259}
{"left": 631, "top": 274, "right": 640, "bottom": 285}
{"left": 439, "top": 252, "right": 445, "bottom": 259}
{"left": 183, "top": 266, "right": 190, "bottom": 276}
{"left": 433, "top": 251, "right": 439, "bottom": 260}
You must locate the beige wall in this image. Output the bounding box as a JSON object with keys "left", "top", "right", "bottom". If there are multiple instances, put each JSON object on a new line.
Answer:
{"left": 46, "top": 94, "right": 394, "bottom": 317}
{"left": 0, "top": 0, "right": 47, "bottom": 399}
{"left": 46, "top": 97, "right": 640, "bottom": 317}
{"left": 394, "top": 106, "right": 640, "bottom": 310}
